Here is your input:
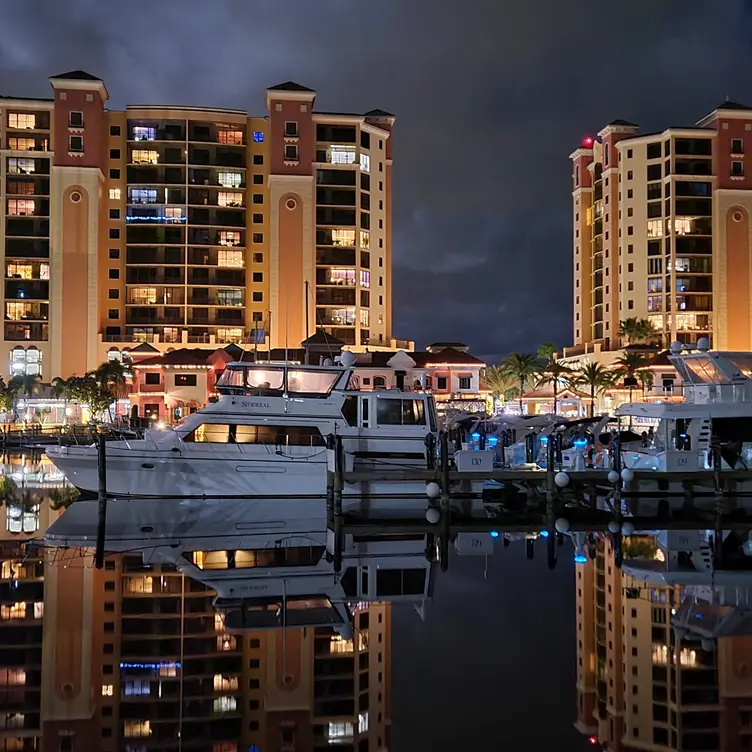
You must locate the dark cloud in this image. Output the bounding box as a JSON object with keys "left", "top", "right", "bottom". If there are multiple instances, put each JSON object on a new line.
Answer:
{"left": 2, "top": 0, "right": 751, "bottom": 358}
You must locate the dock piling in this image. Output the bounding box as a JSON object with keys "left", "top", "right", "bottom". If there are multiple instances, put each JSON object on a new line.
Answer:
{"left": 94, "top": 432, "right": 108, "bottom": 570}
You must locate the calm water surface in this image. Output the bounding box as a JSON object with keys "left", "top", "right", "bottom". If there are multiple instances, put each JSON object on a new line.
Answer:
{"left": 0, "top": 453, "right": 741, "bottom": 752}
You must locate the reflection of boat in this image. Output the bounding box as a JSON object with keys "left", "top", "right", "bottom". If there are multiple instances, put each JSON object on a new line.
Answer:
{"left": 45, "top": 496, "right": 436, "bottom": 630}
{"left": 47, "top": 359, "right": 476, "bottom": 499}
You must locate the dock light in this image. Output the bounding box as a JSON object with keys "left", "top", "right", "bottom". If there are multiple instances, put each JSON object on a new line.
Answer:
{"left": 489, "top": 530, "right": 500, "bottom": 539}
{"left": 574, "top": 554, "right": 589, "bottom": 564}
{"left": 471, "top": 432, "right": 480, "bottom": 442}
{"left": 539, "top": 435, "right": 549, "bottom": 445}
{"left": 540, "top": 530, "right": 550, "bottom": 538}
{"left": 488, "top": 436, "right": 498, "bottom": 447}
{"left": 157, "top": 421, "right": 166, "bottom": 430}
{"left": 573, "top": 438, "right": 588, "bottom": 449}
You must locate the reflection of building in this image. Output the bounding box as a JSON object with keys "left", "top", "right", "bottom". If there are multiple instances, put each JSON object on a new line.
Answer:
{"left": 1, "top": 72, "right": 397, "bottom": 382}
{"left": 575, "top": 537, "right": 752, "bottom": 751}
{"left": 570, "top": 103, "right": 752, "bottom": 353}
{"left": 0, "top": 481, "right": 393, "bottom": 751}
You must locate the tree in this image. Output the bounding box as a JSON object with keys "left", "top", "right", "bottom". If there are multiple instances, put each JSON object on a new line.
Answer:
{"left": 614, "top": 351, "right": 649, "bottom": 406}
{"left": 482, "top": 365, "right": 518, "bottom": 403}
{"left": 536, "top": 343, "right": 557, "bottom": 361}
{"left": 0, "top": 378, "right": 15, "bottom": 417}
{"left": 535, "top": 356, "right": 574, "bottom": 415}
{"left": 500, "top": 353, "right": 539, "bottom": 413}
{"left": 570, "top": 362, "right": 615, "bottom": 417}
{"left": 8, "top": 374, "right": 40, "bottom": 421}
{"left": 618, "top": 317, "right": 661, "bottom": 346}
{"left": 637, "top": 368, "right": 654, "bottom": 396}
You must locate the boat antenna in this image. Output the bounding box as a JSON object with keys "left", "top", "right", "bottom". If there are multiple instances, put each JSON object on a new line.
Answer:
{"left": 309, "top": 282, "right": 336, "bottom": 363}
{"left": 284, "top": 291, "right": 289, "bottom": 364}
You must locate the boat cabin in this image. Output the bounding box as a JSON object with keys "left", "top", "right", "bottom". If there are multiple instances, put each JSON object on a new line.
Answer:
{"left": 216, "top": 362, "right": 350, "bottom": 397}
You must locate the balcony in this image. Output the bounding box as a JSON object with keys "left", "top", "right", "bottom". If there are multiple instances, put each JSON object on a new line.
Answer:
{"left": 187, "top": 268, "right": 245, "bottom": 287}
{"left": 127, "top": 165, "right": 186, "bottom": 185}
{"left": 128, "top": 145, "right": 186, "bottom": 166}
{"left": 6, "top": 158, "right": 50, "bottom": 176}
{"left": 188, "top": 228, "right": 244, "bottom": 247}
{"left": 316, "top": 288, "right": 356, "bottom": 306}
{"left": 5, "top": 302, "right": 48, "bottom": 322}
{"left": 126, "top": 287, "right": 185, "bottom": 306}
{"left": 4, "top": 323, "right": 48, "bottom": 342}
{"left": 127, "top": 247, "right": 185, "bottom": 265}
{"left": 6, "top": 135, "right": 49, "bottom": 152}
{"left": 127, "top": 206, "right": 186, "bottom": 225}
{"left": 188, "top": 168, "right": 246, "bottom": 189}
{"left": 316, "top": 207, "right": 356, "bottom": 227}
{"left": 127, "top": 225, "right": 185, "bottom": 245}
{"left": 5, "top": 219, "right": 49, "bottom": 238}
{"left": 126, "top": 268, "right": 185, "bottom": 285}
{"left": 188, "top": 145, "right": 245, "bottom": 169}
{"left": 5, "top": 198, "right": 49, "bottom": 218}
{"left": 316, "top": 307, "right": 356, "bottom": 327}
{"left": 316, "top": 187, "right": 356, "bottom": 207}
{"left": 188, "top": 308, "right": 244, "bottom": 326}
{"left": 5, "top": 280, "right": 49, "bottom": 301}
{"left": 187, "top": 207, "right": 245, "bottom": 228}
{"left": 316, "top": 248, "right": 356, "bottom": 266}
{"left": 188, "top": 188, "right": 245, "bottom": 207}
{"left": 187, "top": 247, "right": 244, "bottom": 268}
{"left": 6, "top": 177, "right": 50, "bottom": 197}
{"left": 188, "top": 290, "right": 244, "bottom": 307}
{"left": 128, "top": 187, "right": 186, "bottom": 205}
{"left": 5, "top": 239, "right": 49, "bottom": 259}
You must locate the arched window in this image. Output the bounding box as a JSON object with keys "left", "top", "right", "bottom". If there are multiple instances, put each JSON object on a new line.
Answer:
{"left": 373, "top": 376, "right": 386, "bottom": 390}
{"left": 604, "top": 143, "right": 610, "bottom": 167}
{"left": 107, "top": 348, "right": 121, "bottom": 362}
{"left": 575, "top": 164, "right": 580, "bottom": 187}
{"left": 10, "top": 346, "right": 41, "bottom": 378}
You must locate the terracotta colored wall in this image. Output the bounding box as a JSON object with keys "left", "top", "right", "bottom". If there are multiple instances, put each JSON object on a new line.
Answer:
{"left": 61, "top": 187, "right": 91, "bottom": 376}
{"left": 573, "top": 151, "right": 594, "bottom": 190}
{"left": 268, "top": 97, "right": 314, "bottom": 176}
{"left": 51, "top": 87, "right": 106, "bottom": 170}
{"left": 715, "top": 117, "right": 752, "bottom": 190}
{"left": 724, "top": 206, "right": 751, "bottom": 349}
{"left": 276, "top": 193, "right": 306, "bottom": 346}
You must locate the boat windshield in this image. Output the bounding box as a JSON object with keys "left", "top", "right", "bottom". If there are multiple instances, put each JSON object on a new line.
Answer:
{"left": 216, "top": 365, "right": 343, "bottom": 397}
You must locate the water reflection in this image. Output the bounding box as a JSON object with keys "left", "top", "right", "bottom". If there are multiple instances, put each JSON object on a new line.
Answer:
{"left": 0, "top": 454, "right": 750, "bottom": 750}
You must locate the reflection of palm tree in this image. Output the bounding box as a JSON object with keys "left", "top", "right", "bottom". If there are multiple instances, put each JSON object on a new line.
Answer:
{"left": 500, "top": 353, "right": 539, "bottom": 413}
{"left": 535, "top": 357, "right": 573, "bottom": 415}
{"left": 569, "top": 362, "right": 615, "bottom": 417}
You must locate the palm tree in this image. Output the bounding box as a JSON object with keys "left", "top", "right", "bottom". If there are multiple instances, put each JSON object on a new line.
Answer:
{"left": 570, "top": 362, "right": 615, "bottom": 417}
{"left": 614, "top": 351, "right": 648, "bottom": 406}
{"left": 8, "top": 374, "right": 40, "bottom": 422}
{"left": 482, "top": 365, "right": 518, "bottom": 407}
{"left": 89, "top": 360, "right": 131, "bottom": 420}
{"left": 52, "top": 376, "right": 75, "bottom": 423}
{"left": 637, "top": 369, "right": 654, "bottom": 396}
{"left": 618, "top": 317, "right": 661, "bottom": 346}
{"left": 535, "top": 356, "right": 573, "bottom": 415}
{"left": 536, "top": 343, "right": 557, "bottom": 361}
{"left": 500, "top": 353, "right": 539, "bottom": 413}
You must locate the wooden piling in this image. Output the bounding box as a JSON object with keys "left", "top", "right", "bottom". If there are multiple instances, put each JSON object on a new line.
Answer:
{"left": 94, "top": 432, "right": 108, "bottom": 570}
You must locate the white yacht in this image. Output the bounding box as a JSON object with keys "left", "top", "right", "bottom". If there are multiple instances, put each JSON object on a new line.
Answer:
{"left": 617, "top": 344, "right": 752, "bottom": 494}
{"left": 46, "top": 358, "right": 472, "bottom": 499}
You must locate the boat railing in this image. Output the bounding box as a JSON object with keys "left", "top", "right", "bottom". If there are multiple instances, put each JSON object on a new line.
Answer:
{"left": 151, "top": 430, "right": 328, "bottom": 455}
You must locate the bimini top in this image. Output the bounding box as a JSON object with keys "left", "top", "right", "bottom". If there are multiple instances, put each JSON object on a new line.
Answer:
{"left": 215, "top": 361, "right": 351, "bottom": 398}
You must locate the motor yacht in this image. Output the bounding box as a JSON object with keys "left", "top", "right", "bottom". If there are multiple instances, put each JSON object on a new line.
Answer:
{"left": 46, "top": 358, "right": 478, "bottom": 499}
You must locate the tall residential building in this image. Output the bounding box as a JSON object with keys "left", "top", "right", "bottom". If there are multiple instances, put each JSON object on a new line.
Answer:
{"left": 570, "top": 102, "right": 752, "bottom": 353}
{"left": 575, "top": 538, "right": 752, "bottom": 751}
{"left": 0, "top": 71, "right": 396, "bottom": 381}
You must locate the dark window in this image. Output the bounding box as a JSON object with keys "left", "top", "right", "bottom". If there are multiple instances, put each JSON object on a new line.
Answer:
{"left": 69, "top": 111, "right": 84, "bottom": 127}
{"left": 110, "top": 125, "right": 121, "bottom": 137}
{"left": 252, "top": 194, "right": 263, "bottom": 204}
{"left": 253, "top": 214, "right": 263, "bottom": 224}
{"left": 69, "top": 136, "right": 83, "bottom": 152}
{"left": 252, "top": 252, "right": 263, "bottom": 262}
{"left": 360, "top": 131, "right": 371, "bottom": 149}
{"left": 253, "top": 154, "right": 263, "bottom": 165}
{"left": 376, "top": 398, "right": 426, "bottom": 426}
{"left": 252, "top": 292, "right": 263, "bottom": 302}
{"left": 144, "top": 372, "right": 160, "bottom": 385}
{"left": 647, "top": 164, "right": 662, "bottom": 181}
{"left": 109, "top": 248, "right": 120, "bottom": 259}
{"left": 732, "top": 160, "right": 744, "bottom": 177}
{"left": 108, "top": 269, "right": 119, "bottom": 279}
{"left": 108, "top": 289, "right": 119, "bottom": 299}
{"left": 110, "top": 168, "right": 120, "bottom": 179}
{"left": 458, "top": 376, "right": 471, "bottom": 390}
{"left": 732, "top": 138, "right": 744, "bottom": 154}
{"left": 284, "top": 121, "right": 298, "bottom": 137}
{"left": 284, "top": 145, "right": 298, "bottom": 161}
{"left": 252, "top": 311, "right": 263, "bottom": 322}
{"left": 108, "top": 309, "right": 119, "bottom": 319}
{"left": 253, "top": 174, "right": 263, "bottom": 185}
{"left": 253, "top": 233, "right": 263, "bottom": 243}
{"left": 252, "top": 272, "right": 263, "bottom": 282}
{"left": 109, "top": 209, "right": 120, "bottom": 219}
{"left": 647, "top": 142, "right": 662, "bottom": 159}
{"left": 436, "top": 376, "right": 447, "bottom": 390}
{"left": 174, "top": 374, "right": 197, "bottom": 387}
{"left": 109, "top": 149, "right": 120, "bottom": 160}
{"left": 109, "top": 228, "right": 120, "bottom": 239}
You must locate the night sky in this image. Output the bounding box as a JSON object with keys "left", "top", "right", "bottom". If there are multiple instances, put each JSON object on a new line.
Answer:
{"left": 2, "top": 1, "right": 751, "bottom": 360}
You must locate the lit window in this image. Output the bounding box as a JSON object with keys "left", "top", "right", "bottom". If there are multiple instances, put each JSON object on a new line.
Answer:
{"left": 0, "top": 669, "right": 26, "bottom": 686}
{"left": 131, "top": 149, "right": 158, "bottom": 164}
{"left": 216, "top": 328, "right": 244, "bottom": 342}
{"left": 216, "top": 289, "right": 243, "bottom": 307}
{"left": 331, "top": 229, "right": 355, "bottom": 247}
{"left": 132, "top": 125, "right": 156, "bottom": 141}
{"left": 217, "top": 249, "right": 244, "bottom": 268}
{"left": 158, "top": 664, "right": 177, "bottom": 678}
{"left": 8, "top": 113, "right": 35, "bottom": 130}
{"left": 109, "top": 188, "right": 121, "bottom": 200}
{"left": 646, "top": 219, "right": 663, "bottom": 238}
{"left": 218, "top": 191, "right": 244, "bottom": 207}
{"left": 8, "top": 159, "right": 35, "bottom": 175}
{"left": 213, "top": 696, "right": 237, "bottom": 713}
{"left": 327, "top": 722, "right": 354, "bottom": 742}
{"left": 214, "top": 611, "right": 224, "bottom": 632}
{"left": 129, "top": 188, "right": 157, "bottom": 204}
{"left": 219, "top": 231, "right": 241, "bottom": 247}
{"left": 7, "top": 181, "right": 34, "bottom": 196}
{"left": 128, "top": 288, "right": 157, "bottom": 305}
{"left": 9, "top": 346, "right": 42, "bottom": 377}
{"left": 124, "top": 575, "right": 153, "bottom": 593}
{"left": 123, "top": 720, "right": 151, "bottom": 737}
{"left": 33, "top": 602, "right": 43, "bottom": 619}
{"left": 217, "top": 634, "right": 237, "bottom": 651}
{"left": 647, "top": 295, "right": 663, "bottom": 313}
{"left": 0, "top": 603, "right": 25, "bottom": 620}
{"left": 360, "top": 231, "right": 370, "bottom": 249}
{"left": 360, "top": 309, "right": 369, "bottom": 327}
{"left": 218, "top": 172, "right": 242, "bottom": 188}
{"left": 328, "top": 145, "right": 356, "bottom": 165}
{"left": 358, "top": 711, "right": 369, "bottom": 734}
{"left": 8, "top": 138, "right": 35, "bottom": 151}
{"left": 672, "top": 218, "right": 693, "bottom": 235}
{"left": 6, "top": 502, "right": 39, "bottom": 533}
{"left": 253, "top": 131, "right": 264, "bottom": 142}
{"left": 328, "top": 308, "right": 356, "bottom": 325}
{"left": 0, "top": 713, "right": 25, "bottom": 729}
{"left": 164, "top": 206, "right": 184, "bottom": 223}
{"left": 679, "top": 648, "right": 697, "bottom": 667}
{"left": 652, "top": 643, "right": 668, "bottom": 665}
{"left": 213, "top": 674, "right": 239, "bottom": 691}
{"left": 329, "top": 635, "right": 354, "bottom": 654}
{"left": 360, "top": 153, "right": 370, "bottom": 172}
{"left": 101, "top": 684, "right": 114, "bottom": 697}
{"left": 124, "top": 680, "right": 150, "bottom": 696}
{"left": 7, "top": 200, "right": 35, "bottom": 216}
{"left": 327, "top": 269, "right": 356, "bottom": 285}
{"left": 218, "top": 130, "right": 243, "bottom": 145}
{"left": 360, "top": 270, "right": 370, "bottom": 288}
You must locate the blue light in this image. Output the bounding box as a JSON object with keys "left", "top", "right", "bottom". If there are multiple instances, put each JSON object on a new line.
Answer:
{"left": 539, "top": 435, "right": 549, "bottom": 445}
{"left": 253, "top": 132, "right": 264, "bottom": 143}
{"left": 488, "top": 436, "right": 498, "bottom": 447}
{"left": 489, "top": 530, "right": 500, "bottom": 538}
{"left": 120, "top": 661, "right": 182, "bottom": 670}
{"left": 573, "top": 438, "right": 588, "bottom": 449}
{"left": 471, "top": 432, "right": 480, "bottom": 441}
{"left": 574, "top": 554, "right": 588, "bottom": 564}
{"left": 540, "top": 530, "right": 550, "bottom": 538}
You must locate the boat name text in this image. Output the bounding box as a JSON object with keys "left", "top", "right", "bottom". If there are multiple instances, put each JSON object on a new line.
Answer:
{"left": 241, "top": 401, "right": 271, "bottom": 408}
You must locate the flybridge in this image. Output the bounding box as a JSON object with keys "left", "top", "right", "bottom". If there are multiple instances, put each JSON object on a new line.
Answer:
{"left": 215, "top": 362, "right": 351, "bottom": 398}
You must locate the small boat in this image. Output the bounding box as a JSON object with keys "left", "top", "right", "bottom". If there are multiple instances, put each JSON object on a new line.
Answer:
{"left": 46, "top": 358, "right": 483, "bottom": 499}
